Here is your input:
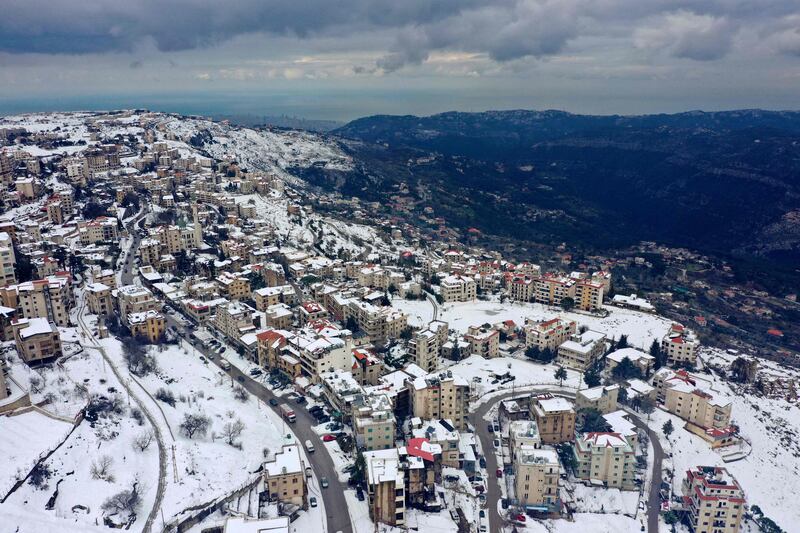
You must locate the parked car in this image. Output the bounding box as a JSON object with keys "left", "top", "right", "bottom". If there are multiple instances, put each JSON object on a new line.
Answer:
{"left": 305, "top": 467, "right": 312, "bottom": 478}
{"left": 474, "top": 484, "right": 485, "bottom": 494}
{"left": 479, "top": 457, "right": 487, "bottom": 468}
{"left": 487, "top": 423, "right": 494, "bottom": 433}
{"left": 323, "top": 434, "right": 337, "bottom": 442}
{"left": 320, "top": 477, "right": 329, "bottom": 488}
{"left": 249, "top": 368, "right": 262, "bottom": 376}
{"left": 512, "top": 514, "right": 526, "bottom": 523}
{"left": 269, "top": 398, "right": 279, "bottom": 407}
{"left": 493, "top": 423, "right": 500, "bottom": 432}
{"left": 496, "top": 468, "right": 503, "bottom": 478}
{"left": 308, "top": 405, "right": 323, "bottom": 414}
{"left": 356, "top": 487, "right": 365, "bottom": 501}
{"left": 445, "top": 474, "right": 460, "bottom": 483}
{"left": 493, "top": 439, "right": 500, "bottom": 448}
{"left": 310, "top": 496, "right": 317, "bottom": 508}
{"left": 295, "top": 396, "right": 307, "bottom": 404}
{"left": 450, "top": 510, "right": 459, "bottom": 521}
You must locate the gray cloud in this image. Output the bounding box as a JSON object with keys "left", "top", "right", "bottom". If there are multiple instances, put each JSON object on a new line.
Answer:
{"left": 0, "top": 0, "right": 798, "bottom": 75}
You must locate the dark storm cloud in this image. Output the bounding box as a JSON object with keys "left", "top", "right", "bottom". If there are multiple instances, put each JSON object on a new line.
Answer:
{"left": 1, "top": 0, "right": 799, "bottom": 70}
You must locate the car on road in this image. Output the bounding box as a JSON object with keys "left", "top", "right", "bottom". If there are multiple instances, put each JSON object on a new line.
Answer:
{"left": 236, "top": 376, "right": 245, "bottom": 383}
{"left": 305, "top": 440, "right": 315, "bottom": 453}
{"left": 323, "top": 434, "right": 337, "bottom": 442}
{"left": 219, "top": 360, "right": 231, "bottom": 371}
{"left": 309, "top": 496, "right": 317, "bottom": 508}
{"left": 320, "top": 477, "right": 329, "bottom": 489}
{"left": 269, "top": 398, "right": 279, "bottom": 407}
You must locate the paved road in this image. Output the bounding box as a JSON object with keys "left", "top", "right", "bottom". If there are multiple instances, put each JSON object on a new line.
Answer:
{"left": 629, "top": 413, "right": 664, "bottom": 533}
{"left": 121, "top": 206, "right": 148, "bottom": 285}
{"left": 164, "top": 315, "right": 353, "bottom": 533}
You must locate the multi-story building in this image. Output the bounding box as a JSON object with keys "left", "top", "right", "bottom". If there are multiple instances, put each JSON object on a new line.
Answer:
{"left": 509, "top": 420, "right": 542, "bottom": 462}
{"left": 682, "top": 466, "right": 745, "bottom": 533}
{"left": 128, "top": 310, "right": 165, "bottom": 343}
{"left": 284, "top": 328, "right": 352, "bottom": 381}
{"left": 439, "top": 275, "right": 476, "bottom": 302}
{"left": 575, "top": 384, "right": 619, "bottom": 414}
{"left": 85, "top": 282, "right": 113, "bottom": 316}
{"left": 117, "top": 285, "right": 161, "bottom": 326}
{"left": 525, "top": 318, "right": 576, "bottom": 351}
{"left": 12, "top": 317, "right": 63, "bottom": 365}
{"left": 573, "top": 432, "right": 637, "bottom": 490}
{"left": 298, "top": 301, "right": 328, "bottom": 326}
{"left": 515, "top": 446, "right": 560, "bottom": 512}
{"left": 256, "top": 329, "right": 288, "bottom": 368}
{"left": 663, "top": 379, "right": 732, "bottom": 434}
{"left": 464, "top": 325, "right": 500, "bottom": 358}
{"left": 263, "top": 444, "right": 307, "bottom": 508}
{"left": 352, "top": 347, "right": 383, "bottom": 386}
{"left": 346, "top": 300, "right": 407, "bottom": 341}
{"left": 0, "top": 232, "right": 16, "bottom": 286}
{"left": 530, "top": 394, "right": 576, "bottom": 444}
{"left": 556, "top": 330, "right": 607, "bottom": 371}
{"left": 138, "top": 238, "right": 162, "bottom": 267}
{"left": 574, "top": 279, "right": 604, "bottom": 311}
{"left": 410, "top": 418, "right": 460, "bottom": 468}
{"left": 216, "top": 272, "right": 251, "bottom": 301}
{"left": 364, "top": 448, "right": 406, "bottom": 527}
{"left": 662, "top": 323, "right": 700, "bottom": 367}
{"left": 13, "top": 274, "right": 73, "bottom": 327}
{"left": 408, "top": 328, "right": 440, "bottom": 372}
{"left": 409, "top": 371, "right": 470, "bottom": 431}
{"left": 78, "top": 217, "right": 119, "bottom": 245}
{"left": 353, "top": 394, "right": 396, "bottom": 451}
{"left": 214, "top": 301, "right": 256, "bottom": 343}
{"left": 534, "top": 274, "right": 575, "bottom": 307}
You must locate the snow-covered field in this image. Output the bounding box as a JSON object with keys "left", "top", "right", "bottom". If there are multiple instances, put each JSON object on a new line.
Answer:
{"left": 448, "top": 355, "right": 582, "bottom": 397}
{"left": 97, "top": 337, "right": 290, "bottom": 523}
{"left": 644, "top": 359, "right": 800, "bottom": 532}
{"left": 393, "top": 298, "right": 673, "bottom": 349}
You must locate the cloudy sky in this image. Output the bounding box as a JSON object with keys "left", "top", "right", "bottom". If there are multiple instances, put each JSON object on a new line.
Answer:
{"left": 2, "top": 0, "right": 800, "bottom": 121}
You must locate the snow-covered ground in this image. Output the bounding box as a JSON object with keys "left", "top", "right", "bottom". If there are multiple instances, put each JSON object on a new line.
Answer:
{"left": 447, "top": 355, "right": 582, "bottom": 397}
{"left": 393, "top": 298, "right": 673, "bottom": 350}
{"left": 642, "top": 358, "right": 800, "bottom": 532}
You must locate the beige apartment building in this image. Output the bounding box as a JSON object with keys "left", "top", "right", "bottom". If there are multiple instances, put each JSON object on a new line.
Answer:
{"left": 662, "top": 323, "right": 700, "bottom": 366}
{"left": 214, "top": 301, "right": 256, "bottom": 342}
{"left": 263, "top": 444, "right": 307, "bottom": 508}
{"left": 256, "top": 329, "right": 287, "bottom": 368}
{"left": 128, "top": 310, "right": 165, "bottom": 343}
{"left": 265, "top": 303, "right": 293, "bottom": 330}
{"left": 410, "top": 371, "right": 470, "bottom": 431}
{"left": 530, "top": 394, "right": 576, "bottom": 444}
{"left": 253, "top": 286, "right": 282, "bottom": 310}
{"left": 0, "top": 232, "right": 16, "bottom": 286}
{"left": 575, "top": 384, "right": 619, "bottom": 414}
{"left": 574, "top": 279, "right": 604, "bottom": 311}
{"left": 216, "top": 273, "right": 251, "bottom": 301}
{"left": 12, "top": 317, "right": 63, "bottom": 365}
{"left": 606, "top": 347, "right": 655, "bottom": 376}
{"left": 117, "top": 285, "right": 161, "bottom": 325}
{"left": 12, "top": 274, "right": 73, "bottom": 327}
{"left": 509, "top": 420, "right": 542, "bottom": 462}
{"left": 682, "top": 466, "right": 745, "bottom": 533}
{"left": 525, "top": 317, "right": 576, "bottom": 351}
{"left": 408, "top": 329, "right": 440, "bottom": 372}
{"left": 509, "top": 276, "right": 535, "bottom": 302}
{"left": 534, "top": 275, "right": 575, "bottom": 307}
{"left": 346, "top": 300, "right": 407, "bottom": 341}
{"left": 86, "top": 282, "right": 113, "bottom": 316}
{"left": 556, "top": 330, "right": 607, "bottom": 371}
{"left": 573, "top": 431, "right": 637, "bottom": 490}
{"left": 365, "top": 448, "right": 406, "bottom": 527}
{"left": 439, "top": 274, "right": 476, "bottom": 302}
{"left": 138, "top": 238, "right": 162, "bottom": 266}
{"left": 464, "top": 325, "right": 500, "bottom": 358}
{"left": 664, "top": 381, "right": 732, "bottom": 431}
{"left": 352, "top": 347, "right": 383, "bottom": 385}
{"left": 78, "top": 217, "right": 118, "bottom": 245}
{"left": 515, "top": 446, "right": 560, "bottom": 512}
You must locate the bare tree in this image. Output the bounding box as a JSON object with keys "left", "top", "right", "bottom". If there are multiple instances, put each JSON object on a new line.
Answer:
{"left": 121, "top": 337, "right": 157, "bottom": 376}
{"left": 179, "top": 411, "right": 211, "bottom": 439}
{"left": 91, "top": 455, "right": 115, "bottom": 482}
{"left": 29, "top": 374, "right": 44, "bottom": 394}
{"left": 132, "top": 429, "right": 154, "bottom": 452}
{"left": 102, "top": 482, "right": 141, "bottom": 518}
{"left": 221, "top": 419, "right": 245, "bottom": 446}
{"left": 233, "top": 384, "right": 248, "bottom": 402}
